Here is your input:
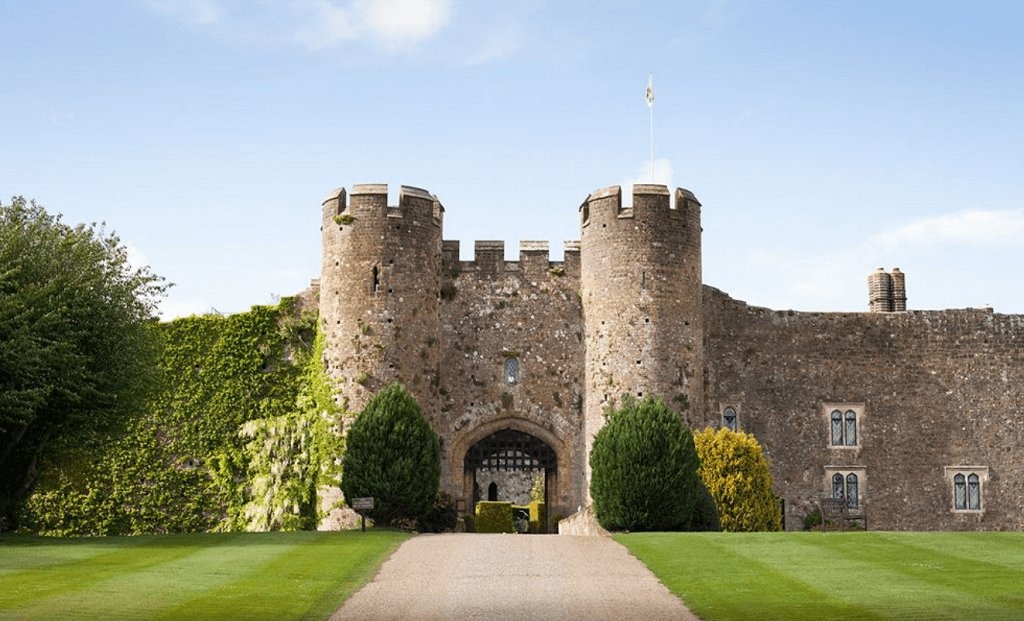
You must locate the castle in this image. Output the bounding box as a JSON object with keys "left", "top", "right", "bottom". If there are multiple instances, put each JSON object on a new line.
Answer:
{"left": 317, "top": 183, "right": 1024, "bottom": 531}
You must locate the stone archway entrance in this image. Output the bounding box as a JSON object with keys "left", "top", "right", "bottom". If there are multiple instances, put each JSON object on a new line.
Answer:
{"left": 463, "top": 429, "right": 557, "bottom": 513}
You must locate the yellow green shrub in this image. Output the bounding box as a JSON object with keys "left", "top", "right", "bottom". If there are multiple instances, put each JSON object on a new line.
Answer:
{"left": 694, "top": 427, "right": 781, "bottom": 532}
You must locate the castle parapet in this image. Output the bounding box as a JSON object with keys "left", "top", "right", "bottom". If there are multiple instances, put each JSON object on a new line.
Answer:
{"left": 326, "top": 183, "right": 442, "bottom": 226}
{"left": 440, "top": 239, "right": 581, "bottom": 280}
{"left": 520, "top": 241, "right": 549, "bottom": 277}
{"left": 580, "top": 184, "right": 700, "bottom": 230}
{"left": 474, "top": 240, "right": 504, "bottom": 275}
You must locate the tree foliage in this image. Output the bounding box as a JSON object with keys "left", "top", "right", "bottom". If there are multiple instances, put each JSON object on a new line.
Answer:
{"left": 341, "top": 383, "right": 440, "bottom": 527}
{"left": 0, "top": 197, "right": 167, "bottom": 525}
{"left": 694, "top": 427, "right": 782, "bottom": 532}
{"left": 589, "top": 396, "right": 702, "bottom": 531}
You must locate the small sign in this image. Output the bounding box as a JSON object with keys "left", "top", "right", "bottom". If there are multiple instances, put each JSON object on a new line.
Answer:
{"left": 351, "top": 497, "right": 374, "bottom": 511}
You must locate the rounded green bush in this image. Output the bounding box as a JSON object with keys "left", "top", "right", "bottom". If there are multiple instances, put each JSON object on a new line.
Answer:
{"left": 589, "top": 396, "right": 701, "bottom": 531}
{"left": 694, "top": 427, "right": 781, "bottom": 532}
{"left": 341, "top": 383, "right": 440, "bottom": 526}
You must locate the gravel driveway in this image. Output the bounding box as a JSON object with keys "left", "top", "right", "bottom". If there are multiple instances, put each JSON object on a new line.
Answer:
{"left": 330, "top": 533, "right": 698, "bottom": 620}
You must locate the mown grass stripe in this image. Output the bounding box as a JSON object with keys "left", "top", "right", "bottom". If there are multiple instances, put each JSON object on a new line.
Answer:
{"left": 0, "top": 531, "right": 409, "bottom": 621}
{"left": 616, "top": 532, "right": 1024, "bottom": 621}
{"left": 618, "top": 533, "right": 885, "bottom": 621}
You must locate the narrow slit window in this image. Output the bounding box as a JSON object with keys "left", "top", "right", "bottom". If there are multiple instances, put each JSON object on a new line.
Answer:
{"left": 831, "top": 410, "right": 843, "bottom": 445}
{"left": 372, "top": 266, "right": 380, "bottom": 293}
{"left": 504, "top": 357, "right": 520, "bottom": 385}
{"left": 832, "top": 473, "right": 845, "bottom": 501}
{"left": 845, "top": 473, "right": 859, "bottom": 508}
{"left": 968, "top": 474, "right": 981, "bottom": 510}
{"left": 954, "top": 473, "right": 967, "bottom": 510}
{"left": 844, "top": 410, "right": 857, "bottom": 445}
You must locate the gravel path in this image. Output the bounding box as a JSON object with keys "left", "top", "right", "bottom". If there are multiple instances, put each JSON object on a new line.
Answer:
{"left": 330, "top": 533, "right": 699, "bottom": 620}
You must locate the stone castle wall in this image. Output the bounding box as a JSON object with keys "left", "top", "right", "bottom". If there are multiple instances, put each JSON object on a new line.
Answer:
{"left": 318, "top": 181, "right": 1024, "bottom": 531}
{"left": 703, "top": 286, "right": 1024, "bottom": 530}
{"left": 579, "top": 185, "right": 704, "bottom": 491}
{"left": 437, "top": 240, "right": 585, "bottom": 517}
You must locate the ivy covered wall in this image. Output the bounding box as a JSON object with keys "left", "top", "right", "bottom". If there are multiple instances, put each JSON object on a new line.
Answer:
{"left": 19, "top": 298, "right": 346, "bottom": 535}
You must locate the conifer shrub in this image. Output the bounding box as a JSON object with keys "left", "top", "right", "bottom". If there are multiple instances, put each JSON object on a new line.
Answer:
{"left": 341, "top": 383, "right": 441, "bottom": 527}
{"left": 694, "top": 427, "right": 782, "bottom": 532}
{"left": 589, "top": 396, "right": 701, "bottom": 531}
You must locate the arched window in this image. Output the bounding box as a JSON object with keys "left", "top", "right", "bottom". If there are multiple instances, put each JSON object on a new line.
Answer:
{"left": 954, "top": 473, "right": 967, "bottom": 510}
{"left": 844, "top": 410, "right": 857, "bottom": 445}
{"left": 832, "top": 473, "right": 845, "bottom": 501}
{"left": 845, "top": 473, "right": 859, "bottom": 508}
{"left": 831, "top": 410, "right": 843, "bottom": 446}
{"left": 504, "top": 357, "right": 520, "bottom": 385}
{"left": 488, "top": 482, "right": 498, "bottom": 502}
{"left": 829, "top": 408, "right": 858, "bottom": 446}
{"left": 967, "top": 474, "right": 981, "bottom": 510}
{"left": 947, "top": 467, "right": 986, "bottom": 513}
{"left": 722, "top": 407, "right": 737, "bottom": 432}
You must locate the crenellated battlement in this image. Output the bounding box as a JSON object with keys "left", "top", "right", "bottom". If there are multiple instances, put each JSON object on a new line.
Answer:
{"left": 579, "top": 184, "right": 701, "bottom": 229}
{"left": 322, "top": 183, "right": 443, "bottom": 226}
{"left": 441, "top": 239, "right": 581, "bottom": 279}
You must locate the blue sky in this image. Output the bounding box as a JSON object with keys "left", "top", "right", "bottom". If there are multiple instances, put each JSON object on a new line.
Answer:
{"left": 3, "top": 0, "right": 1023, "bottom": 317}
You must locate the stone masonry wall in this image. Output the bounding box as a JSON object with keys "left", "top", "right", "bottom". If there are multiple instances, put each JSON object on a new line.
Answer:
{"left": 703, "top": 286, "right": 1024, "bottom": 530}
{"left": 437, "top": 240, "right": 585, "bottom": 518}
{"left": 580, "top": 185, "right": 704, "bottom": 494}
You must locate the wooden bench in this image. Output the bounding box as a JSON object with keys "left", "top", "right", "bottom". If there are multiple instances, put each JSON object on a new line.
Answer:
{"left": 819, "top": 497, "right": 867, "bottom": 531}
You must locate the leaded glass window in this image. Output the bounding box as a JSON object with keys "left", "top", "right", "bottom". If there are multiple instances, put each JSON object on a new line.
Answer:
{"left": 954, "top": 474, "right": 967, "bottom": 510}
{"left": 723, "top": 407, "right": 737, "bottom": 431}
{"left": 832, "top": 473, "right": 845, "bottom": 501}
{"left": 844, "top": 410, "right": 857, "bottom": 445}
{"left": 831, "top": 410, "right": 843, "bottom": 445}
{"left": 968, "top": 474, "right": 981, "bottom": 510}
{"left": 504, "top": 357, "right": 519, "bottom": 385}
{"left": 845, "top": 473, "right": 859, "bottom": 508}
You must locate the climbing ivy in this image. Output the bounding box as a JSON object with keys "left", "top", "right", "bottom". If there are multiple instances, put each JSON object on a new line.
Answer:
{"left": 19, "top": 299, "right": 346, "bottom": 535}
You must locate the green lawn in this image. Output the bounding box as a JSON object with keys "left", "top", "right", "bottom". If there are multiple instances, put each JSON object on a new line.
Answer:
{"left": 0, "top": 530, "right": 409, "bottom": 620}
{"left": 617, "top": 531, "right": 1024, "bottom": 621}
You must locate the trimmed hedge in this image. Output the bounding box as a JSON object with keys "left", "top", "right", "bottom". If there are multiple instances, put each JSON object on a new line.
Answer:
{"left": 475, "top": 501, "right": 513, "bottom": 533}
{"left": 528, "top": 500, "right": 546, "bottom": 534}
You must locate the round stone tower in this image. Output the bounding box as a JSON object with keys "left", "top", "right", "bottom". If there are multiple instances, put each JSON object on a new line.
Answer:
{"left": 319, "top": 184, "right": 444, "bottom": 422}
{"left": 579, "top": 184, "right": 704, "bottom": 491}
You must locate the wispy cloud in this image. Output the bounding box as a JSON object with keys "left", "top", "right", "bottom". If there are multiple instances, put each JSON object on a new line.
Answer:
{"left": 298, "top": 0, "right": 452, "bottom": 50}
{"left": 146, "top": 0, "right": 453, "bottom": 54}
{"left": 868, "top": 209, "right": 1024, "bottom": 248}
{"left": 734, "top": 207, "right": 1024, "bottom": 311}
{"left": 621, "top": 158, "right": 674, "bottom": 196}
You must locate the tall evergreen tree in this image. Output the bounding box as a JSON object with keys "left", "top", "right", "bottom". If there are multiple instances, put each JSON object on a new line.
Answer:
{"left": 341, "top": 383, "right": 440, "bottom": 526}
{"left": 589, "top": 396, "right": 701, "bottom": 531}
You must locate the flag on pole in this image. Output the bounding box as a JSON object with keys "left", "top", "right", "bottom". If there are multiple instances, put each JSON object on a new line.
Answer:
{"left": 645, "top": 74, "right": 654, "bottom": 108}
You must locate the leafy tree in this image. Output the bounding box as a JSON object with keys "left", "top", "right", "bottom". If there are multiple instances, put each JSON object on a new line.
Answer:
{"left": 0, "top": 197, "right": 166, "bottom": 526}
{"left": 341, "top": 383, "right": 440, "bottom": 527}
{"left": 694, "top": 427, "right": 782, "bottom": 532}
{"left": 589, "top": 395, "right": 701, "bottom": 531}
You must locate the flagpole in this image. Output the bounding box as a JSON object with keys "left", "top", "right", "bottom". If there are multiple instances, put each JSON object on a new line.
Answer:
{"left": 647, "top": 72, "right": 654, "bottom": 182}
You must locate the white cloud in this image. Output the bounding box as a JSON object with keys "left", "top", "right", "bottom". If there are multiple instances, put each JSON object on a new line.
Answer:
{"left": 868, "top": 209, "right": 1024, "bottom": 249}
{"left": 358, "top": 0, "right": 452, "bottom": 46}
{"left": 298, "top": 0, "right": 451, "bottom": 50}
{"left": 620, "top": 158, "right": 674, "bottom": 199}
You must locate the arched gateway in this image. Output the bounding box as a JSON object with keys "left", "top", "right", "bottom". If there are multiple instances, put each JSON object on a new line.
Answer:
{"left": 464, "top": 429, "right": 557, "bottom": 507}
